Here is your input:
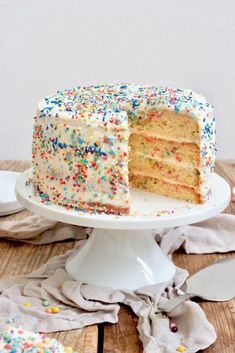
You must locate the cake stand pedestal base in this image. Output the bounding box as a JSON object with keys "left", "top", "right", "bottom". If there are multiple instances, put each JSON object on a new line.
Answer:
{"left": 65, "top": 228, "right": 175, "bottom": 290}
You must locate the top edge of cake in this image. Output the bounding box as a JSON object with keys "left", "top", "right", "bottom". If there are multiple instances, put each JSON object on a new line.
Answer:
{"left": 37, "top": 83, "right": 213, "bottom": 124}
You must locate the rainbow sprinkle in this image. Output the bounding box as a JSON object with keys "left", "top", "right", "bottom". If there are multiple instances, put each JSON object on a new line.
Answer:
{"left": 32, "top": 84, "right": 216, "bottom": 214}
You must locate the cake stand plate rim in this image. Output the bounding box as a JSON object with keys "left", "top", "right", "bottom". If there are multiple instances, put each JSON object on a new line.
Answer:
{"left": 15, "top": 168, "right": 231, "bottom": 229}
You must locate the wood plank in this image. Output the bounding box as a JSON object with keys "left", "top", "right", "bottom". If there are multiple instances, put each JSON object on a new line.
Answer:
{"left": 103, "top": 305, "right": 142, "bottom": 353}
{"left": 215, "top": 160, "right": 235, "bottom": 215}
{"left": 217, "top": 160, "right": 235, "bottom": 185}
{"left": 48, "top": 326, "right": 98, "bottom": 353}
{"left": 0, "top": 238, "right": 75, "bottom": 278}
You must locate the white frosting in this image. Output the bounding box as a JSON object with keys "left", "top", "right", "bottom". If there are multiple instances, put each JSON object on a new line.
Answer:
{"left": 33, "top": 84, "right": 215, "bottom": 211}
{"left": 33, "top": 114, "right": 130, "bottom": 210}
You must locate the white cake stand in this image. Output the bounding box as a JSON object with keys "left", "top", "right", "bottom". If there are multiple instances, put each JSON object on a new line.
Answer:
{"left": 16, "top": 169, "right": 230, "bottom": 290}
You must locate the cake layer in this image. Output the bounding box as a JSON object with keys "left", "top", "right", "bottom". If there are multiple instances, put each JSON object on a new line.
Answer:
{"left": 129, "top": 110, "right": 200, "bottom": 143}
{"left": 129, "top": 133, "right": 200, "bottom": 167}
{"left": 129, "top": 174, "right": 203, "bottom": 203}
{"left": 128, "top": 154, "right": 200, "bottom": 187}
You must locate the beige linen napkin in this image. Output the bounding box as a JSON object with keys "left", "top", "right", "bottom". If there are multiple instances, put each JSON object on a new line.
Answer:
{"left": 155, "top": 214, "right": 235, "bottom": 255}
{"left": 0, "top": 213, "right": 87, "bottom": 244}
{"left": 0, "top": 213, "right": 234, "bottom": 352}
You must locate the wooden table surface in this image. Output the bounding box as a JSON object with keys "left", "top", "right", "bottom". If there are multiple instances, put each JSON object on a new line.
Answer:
{"left": 0, "top": 160, "right": 234, "bottom": 353}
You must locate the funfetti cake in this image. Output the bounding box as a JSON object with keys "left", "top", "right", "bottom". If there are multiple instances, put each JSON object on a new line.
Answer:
{"left": 0, "top": 326, "right": 76, "bottom": 352}
{"left": 32, "top": 84, "right": 216, "bottom": 215}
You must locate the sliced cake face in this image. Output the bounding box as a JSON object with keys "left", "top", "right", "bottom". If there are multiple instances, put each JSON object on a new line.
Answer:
{"left": 128, "top": 107, "right": 215, "bottom": 203}
{"left": 32, "top": 84, "right": 215, "bottom": 214}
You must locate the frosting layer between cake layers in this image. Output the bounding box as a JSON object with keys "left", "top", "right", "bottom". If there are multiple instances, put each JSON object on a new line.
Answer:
{"left": 32, "top": 84, "right": 216, "bottom": 214}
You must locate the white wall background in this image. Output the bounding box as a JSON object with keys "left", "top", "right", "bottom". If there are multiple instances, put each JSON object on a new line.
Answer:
{"left": 0, "top": 0, "right": 235, "bottom": 159}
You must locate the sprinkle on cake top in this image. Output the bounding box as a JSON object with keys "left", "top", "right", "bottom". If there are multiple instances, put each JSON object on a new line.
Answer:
{"left": 38, "top": 84, "right": 213, "bottom": 123}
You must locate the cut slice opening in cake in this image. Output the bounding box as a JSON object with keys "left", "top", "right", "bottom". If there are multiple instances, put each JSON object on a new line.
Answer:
{"left": 128, "top": 109, "right": 204, "bottom": 204}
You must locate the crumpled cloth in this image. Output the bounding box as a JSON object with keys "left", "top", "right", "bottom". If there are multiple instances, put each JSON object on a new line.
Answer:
{"left": 0, "top": 213, "right": 234, "bottom": 353}
{"left": 0, "top": 213, "right": 83, "bottom": 244}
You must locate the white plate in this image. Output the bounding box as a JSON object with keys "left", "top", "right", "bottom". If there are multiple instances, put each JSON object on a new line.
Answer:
{"left": 0, "top": 171, "right": 24, "bottom": 216}
{"left": 16, "top": 169, "right": 231, "bottom": 229}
